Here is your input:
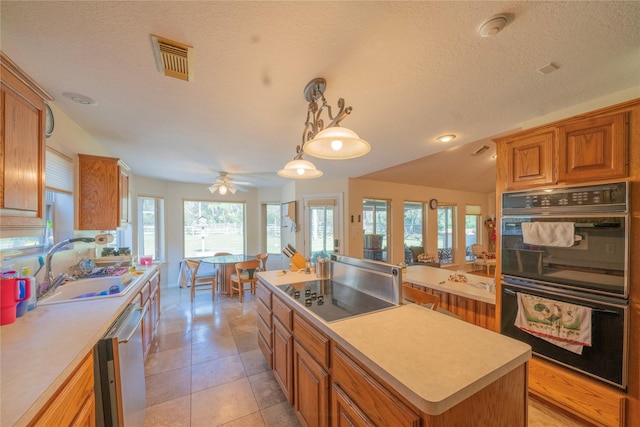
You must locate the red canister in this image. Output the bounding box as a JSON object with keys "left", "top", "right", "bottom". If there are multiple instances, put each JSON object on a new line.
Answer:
{"left": 1, "top": 277, "right": 31, "bottom": 325}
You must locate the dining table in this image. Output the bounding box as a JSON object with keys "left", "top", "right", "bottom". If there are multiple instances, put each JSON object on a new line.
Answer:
{"left": 202, "top": 254, "right": 256, "bottom": 295}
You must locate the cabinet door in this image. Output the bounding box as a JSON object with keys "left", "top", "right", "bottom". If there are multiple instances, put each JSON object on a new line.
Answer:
{"left": 331, "top": 384, "right": 375, "bottom": 427}
{"left": 77, "top": 154, "right": 120, "bottom": 230}
{"left": 503, "top": 129, "right": 556, "bottom": 190}
{"left": 294, "top": 342, "right": 329, "bottom": 427}
{"left": 119, "top": 166, "right": 129, "bottom": 224}
{"left": 0, "top": 56, "right": 48, "bottom": 230}
{"left": 558, "top": 112, "right": 628, "bottom": 182}
{"left": 273, "top": 317, "right": 294, "bottom": 403}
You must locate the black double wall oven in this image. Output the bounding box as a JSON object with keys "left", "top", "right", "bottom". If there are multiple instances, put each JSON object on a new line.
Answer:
{"left": 500, "top": 181, "right": 629, "bottom": 389}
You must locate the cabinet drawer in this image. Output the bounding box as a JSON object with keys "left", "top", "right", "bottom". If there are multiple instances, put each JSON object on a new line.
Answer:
{"left": 257, "top": 281, "right": 272, "bottom": 308}
{"left": 272, "top": 295, "right": 293, "bottom": 330}
{"left": 257, "top": 298, "right": 272, "bottom": 328}
{"left": 332, "top": 346, "right": 420, "bottom": 427}
{"left": 258, "top": 314, "right": 272, "bottom": 348}
{"left": 294, "top": 313, "right": 330, "bottom": 369}
{"left": 258, "top": 331, "right": 273, "bottom": 368}
{"left": 139, "top": 281, "right": 150, "bottom": 304}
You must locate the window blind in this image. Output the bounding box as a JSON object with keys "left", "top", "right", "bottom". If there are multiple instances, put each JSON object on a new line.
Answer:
{"left": 46, "top": 148, "right": 74, "bottom": 193}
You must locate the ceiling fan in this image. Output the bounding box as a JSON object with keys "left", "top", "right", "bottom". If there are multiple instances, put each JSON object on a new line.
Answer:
{"left": 207, "top": 172, "right": 251, "bottom": 195}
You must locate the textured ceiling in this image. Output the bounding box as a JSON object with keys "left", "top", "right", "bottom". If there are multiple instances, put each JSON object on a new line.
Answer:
{"left": 2, "top": 1, "right": 639, "bottom": 194}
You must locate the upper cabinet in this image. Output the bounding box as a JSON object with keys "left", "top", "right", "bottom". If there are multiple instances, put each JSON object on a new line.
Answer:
{"left": 77, "top": 154, "right": 130, "bottom": 230}
{"left": 496, "top": 109, "right": 629, "bottom": 191}
{"left": 500, "top": 129, "right": 556, "bottom": 190}
{"left": 0, "top": 52, "right": 53, "bottom": 232}
{"left": 557, "top": 112, "right": 628, "bottom": 182}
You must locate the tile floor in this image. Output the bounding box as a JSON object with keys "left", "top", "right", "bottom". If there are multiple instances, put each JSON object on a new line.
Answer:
{"left": 144, "top": 285, "right": 588, "bottom": 426}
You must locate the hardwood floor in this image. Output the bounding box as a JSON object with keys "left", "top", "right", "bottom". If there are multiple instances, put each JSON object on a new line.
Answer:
{"left": 144, "top": 285, "right": 588, "bottom": 426}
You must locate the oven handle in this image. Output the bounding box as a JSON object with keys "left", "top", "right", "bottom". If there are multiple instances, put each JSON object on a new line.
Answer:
{"left": 503, "top": 287, "right": 622, "bottom": 315}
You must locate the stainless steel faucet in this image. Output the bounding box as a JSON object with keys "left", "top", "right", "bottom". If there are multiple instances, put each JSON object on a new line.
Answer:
{"left": 42, "top": 237, "right": 96, "bottom": 296}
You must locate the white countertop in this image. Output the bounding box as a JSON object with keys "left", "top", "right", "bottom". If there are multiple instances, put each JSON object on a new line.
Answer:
{"left": 404, "top": 265, "right": 496, "bottom": 304}
{"left": 0, "top": 267, "right": 158, "bottom": 427}
{"left": 258, "top": 269, "right": 530, "bottom": 415}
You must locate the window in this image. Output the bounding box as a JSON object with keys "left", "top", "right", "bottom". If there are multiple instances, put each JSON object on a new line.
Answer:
{"left": 465, "top": 205, "right": 482, "bottom": 261}
{"left": 138, "top": 197, "right": 164, "bottom": 261}
{"left": 183, "top": 201, "right": 245, "bottom": 257}
{"left": 437, "top": 204, "right": 456, "bottom": 264}
{"left": 363, "top": 199, "right": 390, "bottom": 262}
{"left": 404, "top": 201, "right": 424, "bottom": 247}
{"left": 263, "top": 203, "right": 281, "bottom": 254}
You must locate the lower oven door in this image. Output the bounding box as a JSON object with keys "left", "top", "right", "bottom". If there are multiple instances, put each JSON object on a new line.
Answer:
{"left": 501, "top": 281, "right": 628, "bottom": 389}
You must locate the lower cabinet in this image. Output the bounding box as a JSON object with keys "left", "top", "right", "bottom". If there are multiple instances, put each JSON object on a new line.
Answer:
{"left": 332, "top": 346, "right": 421, "bottom": 427}
{"left": 141, "top": 270, "right": 161, "bottom": 359}
{"left": 272, "top": 295, "right": 294, "bottom": 403}
{"left": 29, "top": 351, "right": 95, "bottom": 427}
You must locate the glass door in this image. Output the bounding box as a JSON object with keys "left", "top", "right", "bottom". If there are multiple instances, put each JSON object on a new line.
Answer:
{"left": 363, "top": 199, "right": 390, "bottom": 262}
{"left": 304, "top": 196, "right": 341, "bottom": 261}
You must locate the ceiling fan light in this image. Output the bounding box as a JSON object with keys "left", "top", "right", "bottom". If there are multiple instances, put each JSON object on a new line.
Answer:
{"left": 277, "top": 158, "right": 323, "bottom": 179}
{"left": 218, "top": 184, "right": 228, "bottom": 195}
{"left": 304, "top": 126, "right": 370, "bottom": 160}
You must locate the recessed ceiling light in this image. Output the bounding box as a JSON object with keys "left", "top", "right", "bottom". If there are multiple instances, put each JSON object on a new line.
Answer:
{"left": 436, "top": 134, "right": 456, "bottom": 143}
{"left": 63, "top": 92, "right": 97, "bottom": 106}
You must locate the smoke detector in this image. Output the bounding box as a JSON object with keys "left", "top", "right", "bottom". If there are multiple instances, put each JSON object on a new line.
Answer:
{"left": 479, "top": 15, "right": 508, "bottom": 37}
{"left": 151, "top": 34, "right": 194, "bottom": 81}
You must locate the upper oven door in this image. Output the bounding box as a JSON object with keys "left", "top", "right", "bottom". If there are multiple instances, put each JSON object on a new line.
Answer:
{"left": 501, "top": 214, "right": 628, "bottom": 298}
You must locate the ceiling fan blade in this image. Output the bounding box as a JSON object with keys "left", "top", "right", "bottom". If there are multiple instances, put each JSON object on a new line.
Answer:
{"left": 235, "top": 185, "right": 248, "bottom": 192}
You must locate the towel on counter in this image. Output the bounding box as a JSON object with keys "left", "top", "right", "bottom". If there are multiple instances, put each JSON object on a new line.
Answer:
{"left": 521, "top": 222, "right": 576, "bottom": 247}
{"left": 515, "top": 292, "right": 592, "bottom": 355}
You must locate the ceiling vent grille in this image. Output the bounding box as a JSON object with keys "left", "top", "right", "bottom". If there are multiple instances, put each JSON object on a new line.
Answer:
{"left": 150, "top": 34, "right": 193, "bottom": 81}
{"left": 471, "top": 145, "right": 490, "bottom": 156}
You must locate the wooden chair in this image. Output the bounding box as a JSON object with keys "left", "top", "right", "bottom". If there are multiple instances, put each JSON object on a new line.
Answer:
{"left": 229, "top": 259, "right": 261, "bottom": 302}
{"left": 256, "top": 253, "right": 269, "bottom": 271}
{"left": 184, "top": 259, "right": 217, "bottom": 302}
{"left": 402, "top": 284, "right": 440, "bottom": 310}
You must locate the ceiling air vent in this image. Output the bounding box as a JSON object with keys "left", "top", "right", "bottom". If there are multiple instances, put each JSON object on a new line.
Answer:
{"left": 150, "top": 34, "right": 193, "bottom": 81}
{"left": 471, "top": 145, "right": 490, "bottom": 156}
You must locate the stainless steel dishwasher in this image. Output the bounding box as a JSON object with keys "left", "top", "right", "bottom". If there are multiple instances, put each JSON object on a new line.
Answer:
{"left": 94, "top": 302, "right": 146, "bottom": 426}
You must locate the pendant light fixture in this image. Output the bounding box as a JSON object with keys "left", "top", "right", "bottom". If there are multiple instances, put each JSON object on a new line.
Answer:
{"left": 278, "top": 77, "right": 370, "bottom": 179}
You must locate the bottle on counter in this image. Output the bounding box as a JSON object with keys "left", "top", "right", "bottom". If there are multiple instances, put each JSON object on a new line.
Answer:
{"left": 22, "top": 267, "right": 37, "bottom": 311}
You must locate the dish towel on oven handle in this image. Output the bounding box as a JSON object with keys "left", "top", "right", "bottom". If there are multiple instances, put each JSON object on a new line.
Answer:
{"left": 521, "top": 222, "right": 577, "bottom": 247}
{"left": 515, "top": 292, "right": 592, "bottom": 355}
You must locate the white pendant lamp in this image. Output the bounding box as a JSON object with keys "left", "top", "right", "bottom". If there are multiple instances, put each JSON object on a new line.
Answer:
{"left": 303, "top": 126, "right": 371, "bottom": 159}
{"left": 277, "top": 158, "right": 323, "bottom": 179}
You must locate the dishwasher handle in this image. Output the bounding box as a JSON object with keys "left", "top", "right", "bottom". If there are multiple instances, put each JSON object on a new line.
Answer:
{"left": 108, "top": 303, "right": 145, "bottom": 344}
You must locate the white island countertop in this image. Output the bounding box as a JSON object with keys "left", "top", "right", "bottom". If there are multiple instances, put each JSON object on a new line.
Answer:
{"left": 404, "top": 265, "right": 496, "bottom": 304}
{"left": 0, "top": 266, "right": 159, "bottom": 427}
{"left": 258, "top": 269, "right": 530, "bottom": 416}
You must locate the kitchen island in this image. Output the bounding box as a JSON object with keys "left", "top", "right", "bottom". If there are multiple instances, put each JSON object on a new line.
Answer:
{"left": 257, "top": 269, "right": 531, "bottom": 426}
{"left": 0, "top": 266, "right": 160, "bottom": 426}
{"left": 404, "top": 265, "right": 497, "bottom": 330}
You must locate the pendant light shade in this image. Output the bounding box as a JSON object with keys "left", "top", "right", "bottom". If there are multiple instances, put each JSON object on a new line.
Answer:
{"left": 303, "top": 126, "right": 371, "bottom": 160}
{"left": 277, "top": 158, "right": 323, "bottom": 179}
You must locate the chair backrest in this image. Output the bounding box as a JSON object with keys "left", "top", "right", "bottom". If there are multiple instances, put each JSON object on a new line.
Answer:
{"left": 402, "top": 284, "right": 440, "bottom": 310}
{"left": 235, "top": 259, "right": 261, "bottom": 281}
{"left": 256, "top": 253, "right": 269, "bottom": 271}
{"left": 471, "top": 244, "right": 484, "bottom": 258}
{"left": 184, "top": 259, "right": 202, "bottom": 286}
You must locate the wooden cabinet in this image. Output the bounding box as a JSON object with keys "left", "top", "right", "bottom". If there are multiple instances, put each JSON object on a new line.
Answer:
{"left": 0, "top": 51, "right": 52, "bottom": 232}
{"left": 140, "top": 270, "right": 161, "bottom": 359}
{"left": 497, "top": 110, "right": 629, "bottom": 191}
{"left": 557, "top": 112, "right": 628, "bottom": 182}
{"left": 410, "top": 284, "right": 496, "bottom": 331}
{"left": 331, "top": 345, "right": 420, "bottom": 427}
{"left": 29, "top": 351, "right": 95, "bottom": 427}
{"left": 272, "top": 294, "right": 294, "bottom": 403}
{"left": 501, "top": 128, "right": 556, "bottom": 190}
{"left": 293, "top": 314, "right": 330, "bottom": 427}
{"left": 257, "top": 281, "right": 273, "bottom": 367}
{"left": 77, "top": 154, "right": 130, "bottom": 230}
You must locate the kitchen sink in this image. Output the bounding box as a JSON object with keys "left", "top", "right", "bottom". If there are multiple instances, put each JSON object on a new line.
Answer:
{"left": 38, "top": 274, "right": 141, "bottom": 305}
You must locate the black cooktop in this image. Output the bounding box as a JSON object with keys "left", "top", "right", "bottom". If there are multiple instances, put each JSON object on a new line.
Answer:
{"left": 277, "top": 280, "right": 396, "bottom": 322}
